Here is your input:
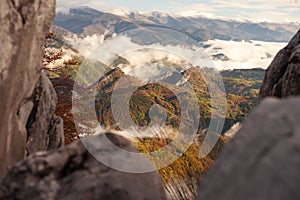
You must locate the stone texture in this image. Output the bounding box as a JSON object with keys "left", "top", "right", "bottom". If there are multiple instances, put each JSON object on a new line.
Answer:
{"left": 0, "top": 132, "right": 167, "bottom": 200}
{"left": 197, "top": 98, "right": 300, "bottom": 200}
{"left": 260, "top": 30, "right": 300, "bottom": 98}
{"left": 0, "top": 0, "right": 56, "bottom": 175}
{"left": 26, "top": 72, "right": 64, "bottom": 155}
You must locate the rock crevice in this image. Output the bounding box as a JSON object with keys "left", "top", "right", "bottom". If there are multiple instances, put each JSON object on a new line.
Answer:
{"left": 26, "top": 73, "right": 64, "bottom": 155}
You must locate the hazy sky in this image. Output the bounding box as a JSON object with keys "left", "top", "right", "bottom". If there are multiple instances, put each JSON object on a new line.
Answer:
{"left": 57, "top": 0, "right": 300, "bottom": 22}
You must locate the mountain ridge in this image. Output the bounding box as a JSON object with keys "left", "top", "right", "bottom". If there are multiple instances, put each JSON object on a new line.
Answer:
{"left": 54, "top": 6, "right": 299, "bottom": 43}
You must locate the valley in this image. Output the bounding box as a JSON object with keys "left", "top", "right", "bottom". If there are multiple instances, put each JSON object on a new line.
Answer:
{"left": 44, "top": 29, "right": 265, "bottom": 200}
{"left": 41, "top": 6, "right": 293, "bottom": 200}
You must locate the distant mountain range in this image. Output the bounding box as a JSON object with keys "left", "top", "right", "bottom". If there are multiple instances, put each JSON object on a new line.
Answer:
{"left": 54, "top": 6, "right": 299, "bottom": 43}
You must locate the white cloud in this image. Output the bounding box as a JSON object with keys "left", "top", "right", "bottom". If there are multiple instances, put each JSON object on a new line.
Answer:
{"left": 203, "top": 39, "right": 287, "bottom": 69}
{"left": 64, "top": 32, "right": 287, "bottom": 71}
{"left": 56, "top": 0, "right": 92, "bottom": 12}
{"left": 64, "top": 34, "right": 105, "bottom": 57}
{"left": 177, "top": 3, "right": 217, "bottom": 18}
{"left": 85, "top": 1, "right": 130, "bottom": 15}
{"left": 56, "top": 0, "right": 300, "bottom": 22}
{"left": 172, "top": 0, "right": 300, "bottom": 22}
{"left": 236, "top": 10, "right": 298, "bottom": 23}
{"left": 56, "top": 0, "right": 92, "bottom": 7}
{"left": 64, "top": 33, "right": 214, "bottom": 71}
{"left": 56, "top": 0, "right": 130, "bottom": 16}
{"left": 211, "top": 0, "right": 299, "bottom": 8}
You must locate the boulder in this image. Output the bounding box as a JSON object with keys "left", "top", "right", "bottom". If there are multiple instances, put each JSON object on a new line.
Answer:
{"left": 197, "top": 98, "right": 300, "bottom": 200}
{"left": 26, "top": 72, "right": 64, "bottom": 155}
{"left": 0, "top": 132, "right": 167, "bottom": 200}
{"left": 260, "top": 30, "right": 300, "bottom": 98}
{"left": 0, "top": 0, "right": 56, "bottom": 175}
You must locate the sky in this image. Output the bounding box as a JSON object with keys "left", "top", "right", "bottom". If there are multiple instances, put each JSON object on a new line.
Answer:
{"left": 56, "top": 0, "right": 300, "bottom": 22}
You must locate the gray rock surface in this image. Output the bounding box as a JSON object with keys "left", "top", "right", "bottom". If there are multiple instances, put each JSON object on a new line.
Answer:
{"left": 260, "top": 30, "right": 300, "bottom": 98}
{"left": 197, "top": 98, "right": 300, "bottom": 200}
{"left": 0, "top": 0, "right": 56, "bottom": 175}
{"left": 0, "top": 132, "right": 167, "bottom": 200}
{"left": 26, "top": 72, "right": 64, "bottom": 155}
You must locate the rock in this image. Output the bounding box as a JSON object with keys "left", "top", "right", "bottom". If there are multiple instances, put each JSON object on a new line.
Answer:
{"left": 0, "top": 132, "right": 167, "bottom": 200}
{"left": 26, "top": 72, "right": 64, "bottom": 155}
{"left": 223, "top": 122, "right": 241, "bottom": 139}
{"left": 197, "top": 97, "right": 300, "bottom": 200}
{"left": 212, "top": 53, "right": 230, "bottom": 61}
{"left": 260, "top": 30, "right": 300, "bottom": 98}
{"left": 0, "top": 0, "right": 56, "bottom": 175}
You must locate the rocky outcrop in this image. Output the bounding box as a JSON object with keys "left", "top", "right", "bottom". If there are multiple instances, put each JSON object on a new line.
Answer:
{"left": 260, "top": 30, "right": 300, "bottom": 98}
{"left": 0, "top": 132, "right": 167, "bottom": 200}
{"left": 197, "top": 98, "right": 300, "bottom": 200}
{"left": 0, "top": 0, "right": 56, "bottom": 175}
{"left": 26, "top": 72, "right": 64, "bottom": 155}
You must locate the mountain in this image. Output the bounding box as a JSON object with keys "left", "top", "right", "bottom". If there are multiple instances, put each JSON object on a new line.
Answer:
{"left": 44, "top": 20, "right": 268, "bottom": 199}
{"left": 54, "top": 6, "right": 299, "bottom": 43}
{"left": 46, "top": 54, "right": 263, "bottom": 199}
{"left": 47, "top": 51, "right": 265, "bottom": 139}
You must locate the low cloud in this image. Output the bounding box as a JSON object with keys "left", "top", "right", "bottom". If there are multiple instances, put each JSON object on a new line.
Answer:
{"left": 203, "top": 39, "right": 287, "bottom": 69}
{"left": 64, "top": 32, "right": 287, "bottom": 72}
{"left": 64, "top": 34, "right": 106, "bottom": 57}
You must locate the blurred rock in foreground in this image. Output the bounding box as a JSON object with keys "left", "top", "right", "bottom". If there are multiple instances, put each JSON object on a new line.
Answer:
{"left": 0, "top": 132, "right": 167, "bottom": 200}
{"left": 197, "top": 97, "right": 300, "bottom": 200}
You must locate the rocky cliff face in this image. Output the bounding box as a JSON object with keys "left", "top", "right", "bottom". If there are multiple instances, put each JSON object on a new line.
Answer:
{"left": 26, "top": 73, "right": 64, "bottom": 155}
{"left": 0, "top": 132, "right": 167, "bottom": 200}
{"left": 0, "top": 0, "right": 57, "bottom": 175}
{"left": 260, "top": 30, "right": 300, "bottom": 98}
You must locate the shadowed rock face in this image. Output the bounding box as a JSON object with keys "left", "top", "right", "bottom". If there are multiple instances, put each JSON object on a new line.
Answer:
{"left": 0, "top": 132, "right": 167, "bottom": 200}
{"left": 260, "top": 30, "right": 300, "bottom": 98}
{"left": 26, "top": 73, "right": 64, "bottom": 155}
{"left": 197, "top": 98, "right": 300, "bottom": 200}
{"left": 0, "top": 0, "right": 56, "bottom": 175}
